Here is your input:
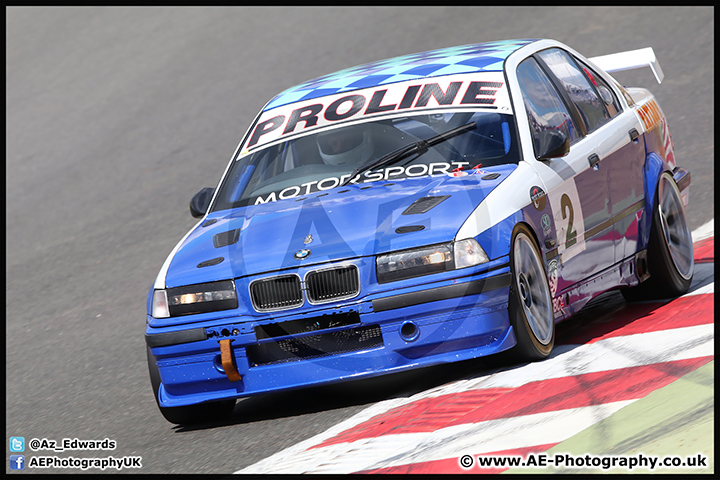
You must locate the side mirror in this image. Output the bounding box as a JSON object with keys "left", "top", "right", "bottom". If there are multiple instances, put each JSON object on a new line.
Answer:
{"left": 534, "top": 129, "right": 570, "bottom": 161}
{"left": 189, "top": 188, "right": 215, "bottom": 218}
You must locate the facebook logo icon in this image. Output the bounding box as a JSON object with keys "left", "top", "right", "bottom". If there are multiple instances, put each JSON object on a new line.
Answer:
{"left": 10, "top": 455, "right": 25, "bottom": 470}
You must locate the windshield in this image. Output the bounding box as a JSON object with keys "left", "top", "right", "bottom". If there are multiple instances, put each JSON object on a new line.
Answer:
{"left": 212, "top": 110, "right": 518, "bottom": 211}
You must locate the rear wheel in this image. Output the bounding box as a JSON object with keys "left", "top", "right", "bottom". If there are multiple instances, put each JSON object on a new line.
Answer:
{"left": 622, "top": 172, "right": 693, "bottom": 301}
{"left": 147, "top": 345, "right": 235, "bottom": 425}
{"left": 508, "top": 224, "right": 554, "bottom": 361}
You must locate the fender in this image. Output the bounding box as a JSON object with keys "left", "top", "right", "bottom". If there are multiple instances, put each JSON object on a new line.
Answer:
{"left": 640, "top": 152, "right": 666, "bottom": 250}
{"left": 673, "top": 166, "right": 691, "bottom": 207}
{"left": 472, "top": 210, "right": 523, "bottom": 263}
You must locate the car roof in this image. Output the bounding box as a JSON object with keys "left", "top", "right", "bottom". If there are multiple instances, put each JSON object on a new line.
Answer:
{"left": 263, "top": 39, "right": 539, "bottom": 111}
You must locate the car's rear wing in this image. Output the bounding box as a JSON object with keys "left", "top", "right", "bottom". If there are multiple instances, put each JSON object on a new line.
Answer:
{"left": 588, "top": 47, "right": 664, "bottom": 84}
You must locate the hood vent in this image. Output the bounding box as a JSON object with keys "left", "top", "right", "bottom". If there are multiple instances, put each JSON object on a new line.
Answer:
{"left": 197, "top": 257, "right": 224, "bottom": 268}
{"left": 395, "top": 225, "right": 425, "bottom": 234}
{"left": 213, "top": 229, "right": 241, "bottom": 248}
{"left": 402, "top": 195, "right": 451, "bottom": 215}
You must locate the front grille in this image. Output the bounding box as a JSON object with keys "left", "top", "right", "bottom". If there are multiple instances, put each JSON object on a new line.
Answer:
{"left": 306, "top": 265, "right": 360, "bottom": 304}
{"left": 250, "top": 275, "right": 303, "bottom": 312}
{"left": 247, "top": 324, "right": 383, "bottom": 367}
{"left": 249, "top": 264, "right": 361, "bottom": 313}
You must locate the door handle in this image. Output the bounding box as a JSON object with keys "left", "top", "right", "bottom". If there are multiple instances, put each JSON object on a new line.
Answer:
{"left": 588, "top": 153, "right": 601, "bottom": 170}
{"left": 629, "top": 128, "right": 640, "bottom": 143}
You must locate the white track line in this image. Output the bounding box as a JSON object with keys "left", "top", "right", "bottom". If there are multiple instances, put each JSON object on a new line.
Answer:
{"left": 294, "top": 402, "right": 634, "bottom": 474}
{"left": 692, "top": 218, "right": 714, "bottom": 242}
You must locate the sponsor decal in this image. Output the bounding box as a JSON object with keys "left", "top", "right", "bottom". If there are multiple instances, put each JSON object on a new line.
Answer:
{"left": 637, "top": 98, "right": 674, "bottom": 167}
{"left": 449, "top": 167, "right": 469, "bottom": 177}
{"left": 552, "top": 295, "right": 566, "bottom": 316}
{"left": 242, "top": 72, "right": 510, "bottom": 152}
{"left": 541, "top": 213, "right": 552, "bottom": 236}
{"left": 254, "top": 161, "right": 471, "bottom": 205}
{"left": 548, "top": 253, "right": 566, "bottom": 317}
{"left": 660, "top": 113, "right": 676, "bottom": 169}
{"left": 448, "top": 164, "right": 488, "bottom": 177}
{"left": 548, "top": 258, "right": 559, "bottom": 296}
{"left": 636, "top": 98, "right": 663, "bottom": 133}
{"left": 530, "top": 185, "right": 547, "bottom": 211}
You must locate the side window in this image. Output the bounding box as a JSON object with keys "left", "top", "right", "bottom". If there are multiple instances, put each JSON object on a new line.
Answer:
{"left": 575, "top": 57, "right": 622, "bottom": 118}
{"left": 537, "top": 48, "right": 611, "bottom": 133}
{"left": 517, "top": 57, "right": 579, "bottom": 158}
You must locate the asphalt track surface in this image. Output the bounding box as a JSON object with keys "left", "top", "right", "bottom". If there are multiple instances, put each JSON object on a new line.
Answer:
{"left": 6, "top": 6, "right": 713, "bottom": 475}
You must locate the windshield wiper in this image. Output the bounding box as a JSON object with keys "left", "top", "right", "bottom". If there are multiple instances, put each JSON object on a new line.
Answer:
{"left": 340, "top": 121, "right": 477, "bottom": 187}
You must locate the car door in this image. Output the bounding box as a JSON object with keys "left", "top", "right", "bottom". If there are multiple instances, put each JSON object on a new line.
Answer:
{"left": 540, "top": 49, "right": 647, "bottom": 266}
{"left": 516, "top": 53, "right": 614, "bottom": 295}
{"left": 571, "top": 55, "right": 647, "bottom": 264}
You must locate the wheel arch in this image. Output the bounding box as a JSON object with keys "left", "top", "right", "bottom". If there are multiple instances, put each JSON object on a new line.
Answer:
{"left": 508, "top": 220, "right": 548, "bottom": 287}
{"left": 471, "top": 211, "right": 547, "bottom": 274}
{"left": 511, "top": 220, "right": 543, "bottom": 252}
{"left": 640, "top": 151, "right": 670, "bottom": 250}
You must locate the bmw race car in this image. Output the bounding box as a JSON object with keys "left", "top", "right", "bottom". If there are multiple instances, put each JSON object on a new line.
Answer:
{"left": 146, "top": 39, "right": 694, "bottom": 425}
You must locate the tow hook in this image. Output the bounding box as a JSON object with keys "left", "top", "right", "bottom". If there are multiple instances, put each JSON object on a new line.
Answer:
{"left": 218, "top": 339, "right": 242, "bottom": 382}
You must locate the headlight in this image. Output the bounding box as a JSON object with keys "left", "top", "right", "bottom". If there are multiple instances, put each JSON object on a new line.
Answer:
{"left": 152, "top": 290, "right": 170, "bottom": 318}
{"left": 376, "top": 239, "right": 489, "bottom": 284}
{"left": 152, "top": 280, "right": 238, "bottom": 318}
{"left": 453, "top": 238, "right": 490, "bottom": 268}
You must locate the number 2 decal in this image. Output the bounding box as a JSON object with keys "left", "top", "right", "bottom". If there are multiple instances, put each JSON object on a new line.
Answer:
{"left": 560, "top": 193, "right": 577, "bottom": 248}
{"left": 548, "top": 178, "right": 585, "bottom": 261}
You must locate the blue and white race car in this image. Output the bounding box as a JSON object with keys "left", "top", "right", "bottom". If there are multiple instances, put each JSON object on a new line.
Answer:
{"left": 146, "top": 39, "right": 693, "bottom": 424}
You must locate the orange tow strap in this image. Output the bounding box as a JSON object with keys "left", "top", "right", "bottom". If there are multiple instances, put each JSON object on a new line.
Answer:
{"left": 219, "top": 339, "right": 242, "bottom": 382}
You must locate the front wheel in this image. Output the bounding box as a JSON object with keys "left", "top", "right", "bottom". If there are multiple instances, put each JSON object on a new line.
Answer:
{"left": 622, "top": 172, "right": 693, "bottom": 301}
{"left": 508, "top": 224, "right": 554, "bottom": 361}
{"left": 147, "top": 345, "right": 236, "bottom": 425}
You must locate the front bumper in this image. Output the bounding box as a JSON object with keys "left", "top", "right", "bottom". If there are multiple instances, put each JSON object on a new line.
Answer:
{"left": 146, "top": 266, "right": 515, "bottom": 408}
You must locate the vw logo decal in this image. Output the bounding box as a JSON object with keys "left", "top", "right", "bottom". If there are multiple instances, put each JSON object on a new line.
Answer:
{"left": 294, "top": 249, "right": 311, "bottom": 260}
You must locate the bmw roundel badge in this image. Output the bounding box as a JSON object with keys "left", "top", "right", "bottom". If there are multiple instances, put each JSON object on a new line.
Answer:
{"left": 294, "top": 249, "right": 311, "bottom": 260}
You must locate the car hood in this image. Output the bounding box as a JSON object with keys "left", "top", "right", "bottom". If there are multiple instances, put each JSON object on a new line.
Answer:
{"left": 163, "top": 166, "right": 516, "bottom": 287}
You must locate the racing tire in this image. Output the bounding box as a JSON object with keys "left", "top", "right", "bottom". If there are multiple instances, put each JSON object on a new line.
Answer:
{"left": 508, "top": 224, "right": 555, "bottom": 361}
{"left": 622, "top": 172, "right": 694, "bottom": 302}
{"left": 147, "top": 345, "right": 236, "bottom": 425}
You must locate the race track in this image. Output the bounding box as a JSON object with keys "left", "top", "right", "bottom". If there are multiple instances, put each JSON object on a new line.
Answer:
{"left": 6, "top": 7, "right": 713, "bottom": 474}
